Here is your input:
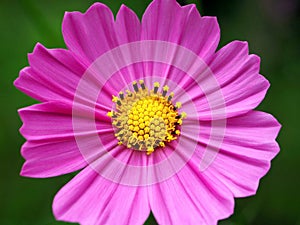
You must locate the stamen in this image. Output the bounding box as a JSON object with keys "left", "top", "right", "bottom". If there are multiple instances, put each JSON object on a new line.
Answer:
{"left": 167, "top": 92, "right": 174, "bottom": 102}
{"left": 153, "top": 82, "right": 160, "bottom": 94}
{"left": 139, "top": 80, "right": 146, "bottom": 90}
{"left": 119, "top": 91, "right": 124, "bottom": 100}
{"left": 133, "top": 81, "right": 139, "bottom": 92}
{"left": 162, "top": 85, "right": 169, "bottom": 97}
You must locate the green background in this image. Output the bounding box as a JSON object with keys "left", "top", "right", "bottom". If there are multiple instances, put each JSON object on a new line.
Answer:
{"left": 0, "top": 0, "right": 299, "bottom": 224}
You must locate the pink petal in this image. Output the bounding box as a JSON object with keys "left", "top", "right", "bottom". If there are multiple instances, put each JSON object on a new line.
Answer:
{"left": 14, "top": 43, "right": 86, "bottom": 103}
{"left": 77, "top": 138, "right": 180, "bottom": 186}
{"left": 20, "top": 140, "right": 86, "bottom": 178}
{"left": 115, "top": 4, "right": 141, "bottom": 44}
{"left": 53, "top": 166, "right": 150, "bottom": 225}
{"left": 199, "top": 111, "right": 281, "bottom": 197}
{"left": 208, "top": 41, "right": 270, "bottom": 118}
{"left": 62, "top": 3, "right": 118, "bottom": 64}
{"left": 150, "top": 160, "right": 234, "bottom": 225}
{"left": 114, "top": 5, "right": 145, "bottom": 86}
{"left": 19, "top": 102, "right": 96, "bottom": 141}
{"left": 142, "top": 0, "right": 220, "bottom": 61}
{"left": 18, "top": 102, "right": 107, "bottom": 177}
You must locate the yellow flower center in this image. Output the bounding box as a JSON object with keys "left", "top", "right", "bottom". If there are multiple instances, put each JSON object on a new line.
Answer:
{"left": 107, "top": 80, "right": 186, "bottom": 155}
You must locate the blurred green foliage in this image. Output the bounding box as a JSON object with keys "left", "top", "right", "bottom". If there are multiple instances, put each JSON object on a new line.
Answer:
{"left": 0, "top": 0, "right": 299, "bottom": 224}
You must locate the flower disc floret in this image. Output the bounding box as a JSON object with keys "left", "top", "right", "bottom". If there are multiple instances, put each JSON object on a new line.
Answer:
{"left": 107, "top": 80, "right": 186, "bottom": 155}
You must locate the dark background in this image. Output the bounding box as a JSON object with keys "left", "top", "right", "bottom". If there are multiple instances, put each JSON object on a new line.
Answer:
{"left": 0, "top": 0, "right": 299, "bottom": 224}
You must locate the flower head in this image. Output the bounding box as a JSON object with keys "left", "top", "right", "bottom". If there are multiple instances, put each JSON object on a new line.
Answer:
{"left": 15, "top": 0, "right": 281, "bottom": 224}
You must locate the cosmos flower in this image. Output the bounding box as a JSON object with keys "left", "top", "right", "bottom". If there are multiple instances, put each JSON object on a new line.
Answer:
{"left": 14, "top": 0, "right": 281, "bottom": 224}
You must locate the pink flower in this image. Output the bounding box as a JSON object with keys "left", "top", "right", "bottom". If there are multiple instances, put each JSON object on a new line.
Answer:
{"left": 14, "top": 0, "right": 281, "bottom": 224}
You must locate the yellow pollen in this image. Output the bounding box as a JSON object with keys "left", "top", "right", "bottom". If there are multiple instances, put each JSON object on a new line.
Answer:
{"left": 107, "top": 111, "right": 113, "bottom": 117}
{"left": 112, "top": 95, "right": 119, "bottom": 102}
{"left": 107, "top": 80, "right": 186, "bottom": 155}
